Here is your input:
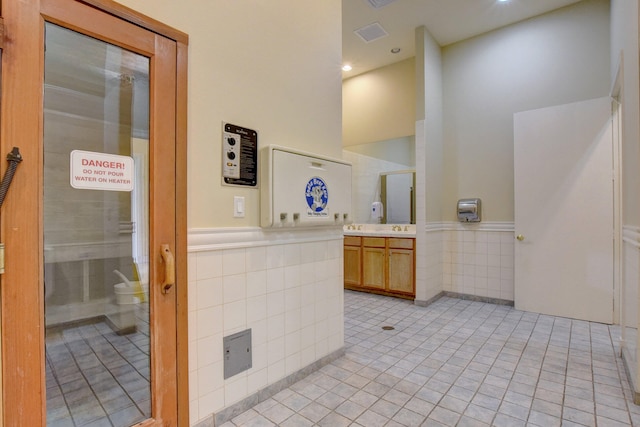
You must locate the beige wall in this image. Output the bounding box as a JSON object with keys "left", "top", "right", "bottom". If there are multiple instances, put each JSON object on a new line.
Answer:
{"left": 442, "top": 0, "right": 610, "bottom": 221}
{"left": 115, "top": 0, "right": 343, "bottom": 229}
{"left": 342, "top": 58, "right": 415, "bottom": 147}
{"left": 414, "top": 25, "right": 444, "bottom": 302}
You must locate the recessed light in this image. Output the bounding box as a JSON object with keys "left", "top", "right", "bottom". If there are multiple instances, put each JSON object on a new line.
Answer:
{"left": 342, "top": 64, "right": 353, "bottom": 71}
{"left": 391, "top": 47, "right": 401, "bottom": 54}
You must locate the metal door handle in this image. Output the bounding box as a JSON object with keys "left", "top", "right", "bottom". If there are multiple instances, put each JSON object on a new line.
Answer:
{"left": 160, "top": 244, "right": 175, "bottom": 294}
{"left": 516, "top": 234, "right": 525, "bottom": 241}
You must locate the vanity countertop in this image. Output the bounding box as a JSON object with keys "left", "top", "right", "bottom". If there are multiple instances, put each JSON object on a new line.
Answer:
{"left": 343, "top": 224, "right": 416, "bottom": 238}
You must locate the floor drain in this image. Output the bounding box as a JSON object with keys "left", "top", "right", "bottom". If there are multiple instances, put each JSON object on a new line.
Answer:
{"left": 382, "top": 326, "right": 395, "bottom": 330}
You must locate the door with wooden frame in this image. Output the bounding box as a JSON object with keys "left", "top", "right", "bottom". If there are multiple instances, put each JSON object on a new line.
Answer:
{"left": 0, "top": 0, "right": 188, "bottom": 425}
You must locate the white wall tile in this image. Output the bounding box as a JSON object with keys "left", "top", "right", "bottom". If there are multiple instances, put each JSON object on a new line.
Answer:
{"left": 284, "top": 265, "right": 301, "bottom": 289}
{"left": 197, "top": 277, "right": 223, "bottom": 310}
{"left": 198, "top": 361, "right": 223, "bottom": 396}
{"left": 246, "top": 246, "right": 267, "bottom": 272}
{"left": 285, "top": 352, "right": 301, "bottom": 375}
{"left": 196, "top": 251, "right": 222, "bottom": 279}
{"left": 223, "top": 300, "right": 246, "bottom": 333}
{"left": 432, "top": 227, "right": 514, "bottom": 301}
{"left": 300, "top": 242, "right": 317, "bottom": 264}
{"left": 249, "top": 319, "right": 267, "bottom": 348}
{"left": 198, "top": 388, "right": 224, "bottom": 420}
{"left": 268, "top": 359, "right": 285, "bottom": 383}
{"left": 267, "top": 291, "right": 285, "bottom": 318}
{"left": 189, "top": 233, "right": 345, "bottom": 421}
{"left": 223, "top": 248, "right": 246, "bottom": 276}
{"left": 267, "top": 336, "right": 285, "bottom": 365}
{"left": 266, "top": 267, "right": 285, "bottom": 293}
{"left": 197, "top": 333, "right": 222, "bottom": 367}
{"left": 246, "top": 295, "right": 267, "bottom": 323}
{"left": 247, "top": 368, "right": 268, "bottom": 395}
{"left": 284, "top": 287, "right": 301, "bottom": 310}
{"left": 266, "top": 244, "right": 285, "bottom": 269}
{"left": 267, "top": 313, "right": 285, "bottom": 340}
{"left": 285, "top": 308, "right": 301, "bottom": 335}
{"left": 251, "top": 342, "right": 268, "bottom": 371}
{"left": 225, "top": 375, "right": 248, "bottom": 407}
{"left": 299, "top": 262, "right": 316, "bottom": 285}
{"left": 284, "top": 243, "right": 301, "bottom": 266}
{"left": 196, "top": 305, "right": 223, "bottom": 340}
{"left": 223, "top": 273, "right": 246, "bottom": 304}
{"left": 246, "top": 270, "right": 267, "bottom": 298}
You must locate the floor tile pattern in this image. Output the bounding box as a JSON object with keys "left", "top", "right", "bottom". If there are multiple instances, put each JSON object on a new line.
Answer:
{"left": 222, "top": 290, "right": 640, "bottom": 426}
{"left": 45, "top": 304, "right": 150, "bottom": 427}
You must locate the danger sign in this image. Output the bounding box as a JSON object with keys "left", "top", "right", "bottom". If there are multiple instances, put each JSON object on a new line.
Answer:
{"left": 70, "top": 150, "right": 134, "bottom": 191}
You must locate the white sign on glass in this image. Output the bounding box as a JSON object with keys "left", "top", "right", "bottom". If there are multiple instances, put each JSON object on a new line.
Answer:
{"left": 70, "top": 150, "right": 134, "bottom": 191}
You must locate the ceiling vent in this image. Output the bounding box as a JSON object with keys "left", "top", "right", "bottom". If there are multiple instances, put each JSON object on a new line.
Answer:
{"left": 354, "top": 22, "right": 388, "bottom": 43}
{"left": 365, "top": 0, "right": 397, "bottom": 8}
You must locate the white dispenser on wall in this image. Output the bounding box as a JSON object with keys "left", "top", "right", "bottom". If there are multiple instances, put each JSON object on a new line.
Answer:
{"left": 260, "top": 145, "right": 352, "bottom": 228}
{"left": 371, "top": 201, "right": 383, "bottom": 221}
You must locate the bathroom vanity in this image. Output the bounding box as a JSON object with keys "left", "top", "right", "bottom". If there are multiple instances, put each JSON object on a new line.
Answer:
{"left": 343, "top": 225, "right": 415, "bottom": 299}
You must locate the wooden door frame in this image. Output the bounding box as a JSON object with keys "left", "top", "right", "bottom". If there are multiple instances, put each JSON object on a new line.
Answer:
{"left": 0, "top": 0, "right": 188, "bottom": 425}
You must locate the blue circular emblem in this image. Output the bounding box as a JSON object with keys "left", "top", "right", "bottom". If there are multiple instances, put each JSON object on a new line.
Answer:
{"left": 305, "top": 177, "right": 328, "bottom": 212}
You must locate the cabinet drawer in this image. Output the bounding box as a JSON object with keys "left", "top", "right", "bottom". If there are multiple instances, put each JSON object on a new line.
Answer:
{"left": 388, "top": 238, "right": 414, "bottom": 250}
{"left": 344, "top": 236, "right": 361, "bottom": 246}
{"left": 363, "top": 237, "right": 386, "bottom": 248}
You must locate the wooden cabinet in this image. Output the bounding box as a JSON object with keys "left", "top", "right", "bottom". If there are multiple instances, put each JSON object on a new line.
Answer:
{"left": 362, "top": 237, "right": 386, "bottom": 290}
{"left": 344, "top": 236, "right": 362, "bottom": 287}
{"left": 344, "top": 235, "right": 415, "bottom": 298}
{"left": 388, "top": 238, "right": 415, "bottom": 294}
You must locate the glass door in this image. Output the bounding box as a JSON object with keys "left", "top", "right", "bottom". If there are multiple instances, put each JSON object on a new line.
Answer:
{"left": 1, "top": 0, "right": 187, "bottom": 425}
{"left": 43, "top": 22, "right": 152, "bottom": 426}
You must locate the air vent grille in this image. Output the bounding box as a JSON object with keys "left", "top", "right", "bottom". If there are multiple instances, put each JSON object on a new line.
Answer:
{"left": 354, "top": 22, "right": 388, "bottom": 43}
{"left": 366, "top": 0, "right": 397, "bottom": 8}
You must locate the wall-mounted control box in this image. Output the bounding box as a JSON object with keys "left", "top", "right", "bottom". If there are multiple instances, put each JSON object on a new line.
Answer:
{"left": 222, "top": 122, "right": 258, "bottom": 187}
{"left": 457, "top": 198, "right": 481, "bottom": 222}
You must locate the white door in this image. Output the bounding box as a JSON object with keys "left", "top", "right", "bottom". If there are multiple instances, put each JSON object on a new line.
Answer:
{"left": 514, "top": 97, "right": 613, "bottom": 324}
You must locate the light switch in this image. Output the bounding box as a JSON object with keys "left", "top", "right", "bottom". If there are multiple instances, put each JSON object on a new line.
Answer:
{"left": 234, "top": 196, "right": 245, "bottom": 218}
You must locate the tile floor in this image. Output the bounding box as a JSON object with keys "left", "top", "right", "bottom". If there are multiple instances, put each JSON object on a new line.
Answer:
{"left": 221, "top": 290, "right": 640, "bottom": 426}
{"left": 45, "top": 303, "right": 151, "bottom": 426}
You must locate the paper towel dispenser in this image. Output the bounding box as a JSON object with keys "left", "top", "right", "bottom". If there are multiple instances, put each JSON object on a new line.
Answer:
{"left": 457, "top": 198, "right": 481, "bottom": 222}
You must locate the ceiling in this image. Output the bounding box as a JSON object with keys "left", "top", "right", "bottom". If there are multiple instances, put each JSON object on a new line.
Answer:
{"left": 342, "top": 0, "right": 585, "bottom": 78}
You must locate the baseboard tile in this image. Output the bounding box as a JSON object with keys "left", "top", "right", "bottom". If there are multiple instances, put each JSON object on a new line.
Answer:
{"left": 212, "top": 347, "right": 345, "bottom": 426}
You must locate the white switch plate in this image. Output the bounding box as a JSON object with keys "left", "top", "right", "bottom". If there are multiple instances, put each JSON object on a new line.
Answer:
{"left": 234, "top": 196, "right": 245, "bottom": 218}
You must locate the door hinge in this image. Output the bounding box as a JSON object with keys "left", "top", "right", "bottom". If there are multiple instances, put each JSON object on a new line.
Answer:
{"left": 0, "top": 243, "right": 5, "bottom": 274}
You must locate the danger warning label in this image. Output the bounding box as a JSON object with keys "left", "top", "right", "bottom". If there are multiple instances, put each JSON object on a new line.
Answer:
{"left": 70, "top": 150, "right": 134, "bottom": 192}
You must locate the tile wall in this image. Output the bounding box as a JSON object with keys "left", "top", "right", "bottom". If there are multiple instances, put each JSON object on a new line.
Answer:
{"left": 187, "top": 228, "right": 345, "bottom": 425}
{"left": 440, "top": 223, "right": 515, "bottom": 302}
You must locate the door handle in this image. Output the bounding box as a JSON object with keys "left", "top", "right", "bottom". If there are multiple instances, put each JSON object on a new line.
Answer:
{"left": 160, "top": 244, "right": 175, "bottom": 294}
{"left": 516, "top": 234, "right": 525, "bottom": 241}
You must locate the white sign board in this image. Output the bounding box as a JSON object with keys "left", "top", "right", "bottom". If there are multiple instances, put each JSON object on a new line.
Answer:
{"left": 70, "top": 150, "right": 134, "bottom": 192}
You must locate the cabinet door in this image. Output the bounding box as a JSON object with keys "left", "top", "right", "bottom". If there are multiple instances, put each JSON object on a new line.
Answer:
{"left": 388, "top": 249, "right": 415, "bottom": 294}
{"left": 344, "top": 245, "right": 362, "bottom": 287}
{"left": 363, "top": 247, "right": 386, "bottom": 290}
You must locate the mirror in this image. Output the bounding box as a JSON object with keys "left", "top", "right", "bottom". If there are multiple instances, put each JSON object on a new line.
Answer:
{"left": 343, "top": 136, "right": 415, "bottom": 223}
{"left": 381, "top": 170, "right": 415, "bottom": 224}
